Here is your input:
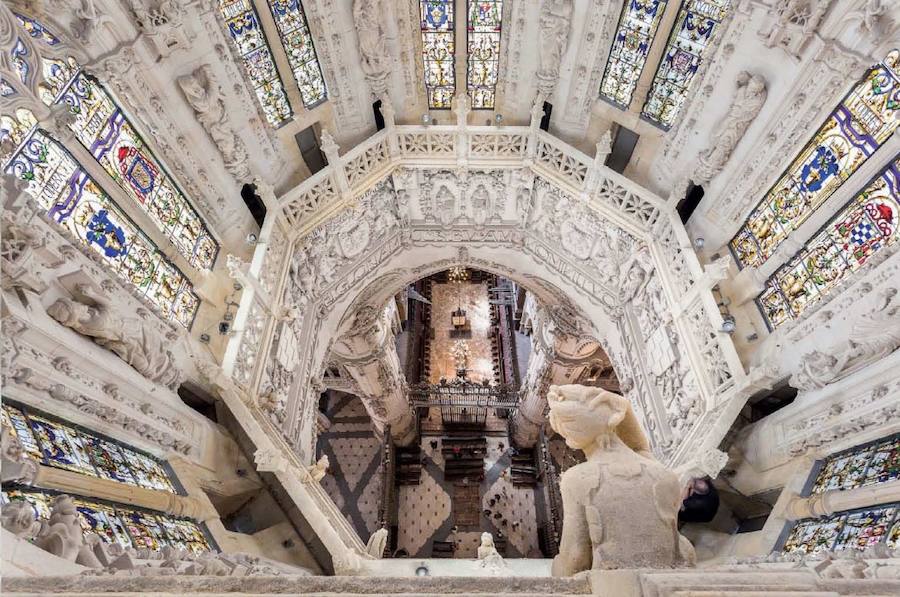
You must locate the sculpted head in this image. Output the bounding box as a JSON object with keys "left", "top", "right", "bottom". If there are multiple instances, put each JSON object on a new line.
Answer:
{"left": 47, "top": 298, "right": 95, "bottom": 328}
{"left": 547, "top": 384, "right": 651, "bottom": 456}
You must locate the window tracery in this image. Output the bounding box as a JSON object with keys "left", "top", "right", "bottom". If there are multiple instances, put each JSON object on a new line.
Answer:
{"left": 466, "top": 0, "right": 503, "bottom": 110}
{"left": 2, "top": 402, "right": 178, "bottom": 494}
{"left": 640, "top": 0, "right": 731, "bottom": 129}
{"left": 732, "top": 50, "right": 900, "bottom": 270}
{"left": 757, "top": 159, "right": 900, "bottom": 328}
{"left": 265, "top": 0, "right": 327, "bottom": 108}
{"left": 599, "top": 0, "right": 670, "bottom": 109}
{"left": 217, "top": 0, "right": 294, "bottom": 126}
{"left": 421, "top": 0, "right": 456, "bottom": 109}
{"left": 0, "top": 110, "right": 200, "bottom": 328}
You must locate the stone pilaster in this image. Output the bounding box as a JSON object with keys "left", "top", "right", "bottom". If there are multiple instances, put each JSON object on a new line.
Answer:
{"left": 330, "top": 304, "right": 416, "bottom": 446}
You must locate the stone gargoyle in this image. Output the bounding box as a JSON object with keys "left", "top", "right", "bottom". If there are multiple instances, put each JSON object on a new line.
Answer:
{"left": 47, "top": 292, "right": 182, "bottom": 390}
{"left": 547, "top": 384, "right": 695, "bottom": 575}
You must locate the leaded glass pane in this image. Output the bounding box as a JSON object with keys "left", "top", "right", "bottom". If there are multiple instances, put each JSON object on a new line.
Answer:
{"left": 0, "top": 120, "right": 200, "bottom": 328}
{"left": 158, "top": 517, "right": 213, "bottom": 553}
{"left": 123, "top": 447, "right": 178, "bottom": 493}
{"left": 218, "top": 0, "right": 293, "bottom": 126}
{"left": 832, "top": 506, "right": 897, "bottom": 552}
{"left": 758, "top": 159, "right": 900, "bottom": 328}
{"left": 266, "top": 0, "right": 327, "bottom": 108}
{"left": 73, "top": 498, "right": 133, "bottom": 547}
{"left": 467, "top": 0, "right": 502, "bottom": 110}
{"left": 49, "top": 72, "right": 218, "bottom": 271}
{"left": 83, "top": 436, "right": 138, "bottom": 486}
{"left": 421, "top": 0, "right": 455, "bottom": 109}
{"left": 599, "top": 0, "right": 669, "bottom": 108}
{"left": 1, "top": 404, "right": 42, "bottom": 459}
{"left": 118, "top": 507, "right": 169, "bottom": 551}
{"left": 732, "top": 50, "right": 900, "bottom": 269}
{"left": 641, "top": 0, "right": 731, "bottom": 129}
{"left": 782, "top": 514, "right": 843, "bottom": 554}
{"left": 26, "top": 414, "right": 95, "bottom": 476}
{"left": 12, "top": 14, "right": 219, "bottom": 272}
{"left": 2, "top": 489, "right": 212, "bottom": 553}
{"left": 1, "top": 488, "right": 53, "bottom": 520}
{"left": 811, "top": 434, "right": 900, "bottom": 494}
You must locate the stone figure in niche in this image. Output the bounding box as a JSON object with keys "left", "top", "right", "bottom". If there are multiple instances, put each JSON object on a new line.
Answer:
{"left": 366, "top": 527, "right": 389, "bottom": 558}
{"left": 177, "top": 64, "right": 251, "bottom": 180}
{"left": 353, "top": 0, "right": 390, "bottom": 97}
{"left": 537, "top": 0, "right": 574, "bottom": 94}
{"left": 546, "top": 384, "right": 695, "bottom": 575}
{"left": 694, "top": 71, "right": 767, "bottom": 183}
{"left": 792, "top": 287, "right": 900, "bottom": 390}
{"left": 307, "top": 454, "right": 330, "bottom": 483}
{"left": 47, "top": 294, "right": 182, "bottom": 390}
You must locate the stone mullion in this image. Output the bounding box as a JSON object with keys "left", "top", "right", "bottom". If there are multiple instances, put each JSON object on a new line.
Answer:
{"left": 32, "top": 464, "right": 216, "bottom": 522}
{"left": 628, "top": 0, "right": 682, "bottom": 115}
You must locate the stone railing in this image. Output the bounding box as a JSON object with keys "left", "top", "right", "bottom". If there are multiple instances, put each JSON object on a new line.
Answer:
{"left": 277, "top": 100, "right": 666, "bottom": 241}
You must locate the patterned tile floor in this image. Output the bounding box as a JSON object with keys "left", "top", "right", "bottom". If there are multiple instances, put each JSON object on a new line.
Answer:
{"left": 396, "top": 436, "right": 543, "bottom": 558}
{"left": 317, "top": 394, "right": 383, "bottom": 542}
{"left": 428, "top": 281, "right": 495, "bottom": 383}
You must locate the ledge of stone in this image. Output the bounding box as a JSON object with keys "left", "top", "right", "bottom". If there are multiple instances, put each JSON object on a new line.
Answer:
{"left": 1, "top": 574, "right": 592, "bottom": 595}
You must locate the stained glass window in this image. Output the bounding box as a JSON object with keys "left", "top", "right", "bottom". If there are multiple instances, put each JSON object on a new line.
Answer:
{"left": 732, "top": 50, "right": 900, "bottom": 269}
{"left": 467, "top": 1, "right": 502, "bottom": 110}
{"left": 218, "top": 0, "right": 293, "bottom": 126}
{"left": 641, "top": 0, "right": 731, "bottom": 129}
{"left": 0, "top": 114, "right": 200, "bottom": 328}
{"left": 1, "top": 402, "right": 179, "bottom": 494}
{"left": 782, "top": 504, "right": 899, "bottom": 554}
{"left": 421, "top": 0, "right": 456, "bottom": 109}
{"left": 810, "top": 433, "right": 900, "bottom": 495}
{"left": 0, "top": 487, "right": 213, "bottom": 553}
{"left": 27, "top": 414, "right": 96, "bottom": 476}
{"left": 14, "top": 14, "right": 219, "bottom": 273}
{"left": 266, "top": 0, "right": 327, "bottom": 108}
{"left": 599, "top": 0, "right": 669, "bottom": 108}
{"left": 757, "top": 159, "right": 900, "bottom": 328}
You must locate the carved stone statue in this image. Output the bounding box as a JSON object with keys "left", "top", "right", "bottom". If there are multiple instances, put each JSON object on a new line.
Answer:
{"left": 33, "top": 495, "right": 101, "bottom": 567}
{"left": 476, "top": 531, "right": 507, "bottom": 572}
{"left": 1, "top": 500, "right": 41, "bottom": 538}
{"left": 177, "top": 64, "right": 251, "bottom": 180}
{"left": 792, "top": 287, "right": 900, "bottom": 391}
{"left": 547, "top": 384, "right": 694, "bottom": 575}
{"left": 537, "top": 0, "right": 574, "bottom": 96}
{"left": 47, "top": 295, "right": 183, "bottom": 390}
{"left": 1, "top": 425, "right": 39, "bottom": 484}
{"left": 694, "top": 72, "right": 767, "bottom": 183}
{"left": 353, "top": 0, "right": 390, "bottom": 97}
{"left": 366, "top": 528, "right": 388, "bottom": 558}
{"left": 307, "top": 454, "right": 330, "bottom": 483}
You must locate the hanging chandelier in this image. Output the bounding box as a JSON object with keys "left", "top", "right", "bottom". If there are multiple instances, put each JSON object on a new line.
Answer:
{"left": 447, "top": 266, "right": 469, "bottom": 283}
